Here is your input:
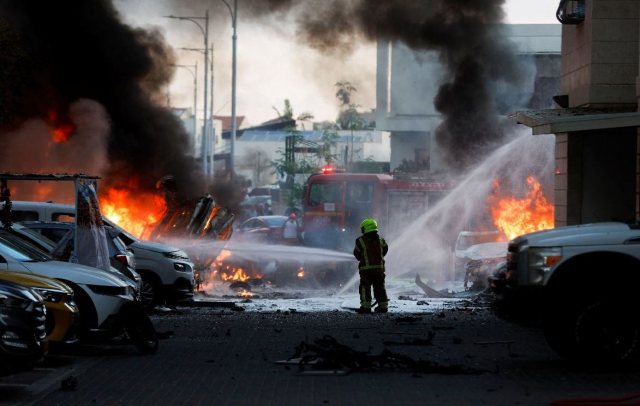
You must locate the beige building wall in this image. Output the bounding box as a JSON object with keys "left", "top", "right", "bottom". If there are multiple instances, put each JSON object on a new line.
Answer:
{"left": 562, "top": 0, "right": 639, "bottom": 107}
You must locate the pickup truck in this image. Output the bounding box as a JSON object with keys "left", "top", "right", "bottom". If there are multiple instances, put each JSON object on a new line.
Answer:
{"left": 491, "top": 222, "right": 640, "bottom": 365}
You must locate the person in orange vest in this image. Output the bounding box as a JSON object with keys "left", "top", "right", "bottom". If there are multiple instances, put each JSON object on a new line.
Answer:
{"left": 353, "top": 218, "right": 389, "bottom": 313}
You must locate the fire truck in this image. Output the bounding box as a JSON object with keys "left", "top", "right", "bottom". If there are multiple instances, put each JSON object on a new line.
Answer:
{"left": 301, "top": 168, "right": 455, "bottom": 250}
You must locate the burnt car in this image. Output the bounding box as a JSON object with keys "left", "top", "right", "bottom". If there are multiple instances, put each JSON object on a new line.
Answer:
{"left": 0, "top": 279, "right": 47, "bottom": 375}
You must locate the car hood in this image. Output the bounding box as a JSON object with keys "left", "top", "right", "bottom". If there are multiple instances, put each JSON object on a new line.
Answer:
{"left": 18, "top": 260, "right": 129, "bottom": 287}
{"left": 514, "top": 222, "right": 640, "bottom": 247}
{"left": 0, "top": 270, "right": 74, "bottom": 293}
{"left": 131, "top": 240, "right": 182, "bottom": 254}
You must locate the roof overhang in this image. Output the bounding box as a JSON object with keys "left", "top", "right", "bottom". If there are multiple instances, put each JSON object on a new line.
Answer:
{"left": 514, "top": 107, "right": 640, "bottom": 135}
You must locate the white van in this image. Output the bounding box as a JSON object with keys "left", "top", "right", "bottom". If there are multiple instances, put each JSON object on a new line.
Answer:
{"left": 2, "top": 201, "right": 195, "bottom": 308}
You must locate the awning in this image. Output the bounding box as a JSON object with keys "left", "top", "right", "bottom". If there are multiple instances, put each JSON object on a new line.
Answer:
{"left": 513, "top": 107, "right": 640, "bottom": 135}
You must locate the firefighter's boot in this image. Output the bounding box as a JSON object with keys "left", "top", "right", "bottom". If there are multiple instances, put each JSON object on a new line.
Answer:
{"left": 356, "top": 307, "right": 372, "bottom": 314}
{"left": 374, "top": 301, "right": 389, "bottom": 313}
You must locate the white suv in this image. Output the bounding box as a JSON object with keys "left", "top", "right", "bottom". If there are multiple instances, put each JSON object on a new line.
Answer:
{"left": 3, "top": 201, "right": 195, "bottom": 308}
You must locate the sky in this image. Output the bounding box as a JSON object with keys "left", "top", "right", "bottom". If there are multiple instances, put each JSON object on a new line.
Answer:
{"left": 114, "top": 0, "right": 561, "bottom": 129}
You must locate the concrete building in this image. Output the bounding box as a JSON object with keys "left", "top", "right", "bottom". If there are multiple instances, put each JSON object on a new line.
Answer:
{"left": 516, "top": 0, "right": 640, "bottom": 226}
{"left": 376, "top": 24, "right": 562, "bottom": 172}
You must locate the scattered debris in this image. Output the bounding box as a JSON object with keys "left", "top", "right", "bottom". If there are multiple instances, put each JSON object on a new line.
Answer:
{"left": 431, "top": 326, "right": 455, "bottom": 331}
{"left": 397, "top": 295, "right": 417, "bottom": 301}
{"left": 414, "top": 275, "right": 447, "bottom": 298}
{"left": 437, "top": 312, "right": 446, "bottom": 318}
{"left": 61, "top": 375, "right": 78, "bottom": 391}
{"left": 416, "top": 301, "right": 429, "bottom": 306}
{"left": 383, "top": 332, "right": 435, "bottom": 347}
{"left": 284, "top": 335, "right": 484, "bottom": 376}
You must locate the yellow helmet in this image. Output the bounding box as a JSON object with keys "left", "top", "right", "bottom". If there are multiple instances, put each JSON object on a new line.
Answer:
{"left": 360, "top": 218, "right": 378, "bottom": 234}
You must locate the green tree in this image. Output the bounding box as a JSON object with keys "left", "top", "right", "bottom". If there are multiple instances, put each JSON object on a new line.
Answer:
{"left": 272, "top": 99, "right": 314, "bottom": 122}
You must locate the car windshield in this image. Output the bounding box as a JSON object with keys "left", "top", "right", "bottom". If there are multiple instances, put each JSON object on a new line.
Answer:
{"left": 308, "top": 183, "right": 343, "bottom": 206}
{"left": 0, "top": 231, "right": 52, "bottom": 262}
{"left": 101, "top": 218, "right": 138, "bottom": 245}
{"left": 13, "top": 226, "right": 57, "bottom": 251}
{"left": 262, "top": 216, "right": 288, "bottom": 227}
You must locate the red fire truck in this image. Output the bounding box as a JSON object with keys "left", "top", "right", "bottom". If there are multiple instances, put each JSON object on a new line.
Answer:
{"left": 301, "top": 169, "right": 455, "bottom": 250}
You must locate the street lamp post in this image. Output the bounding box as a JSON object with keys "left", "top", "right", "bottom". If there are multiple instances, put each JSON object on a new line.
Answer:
{"left": 180, "top": 46, "right": 215, "bottom": 180}
{"left": 170, "top": 63, "right": 198, "bottom": 153}
{"left": 164, "top": 11, "right": 209, "bottom": 178}
{"left": 222, "top": 0, "right": 238, "bottom": 179}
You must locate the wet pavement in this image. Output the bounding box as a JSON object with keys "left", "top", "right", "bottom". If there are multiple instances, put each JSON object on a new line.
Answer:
{"left": 3, "top": 291, "right": 640, "bottom": 406}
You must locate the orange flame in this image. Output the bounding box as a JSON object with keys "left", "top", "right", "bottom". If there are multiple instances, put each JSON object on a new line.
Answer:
{"left": 297, "top": 267, "right": 305, "bottom": 278}
{"left": 222, "top": 268, "right": 250, "bottom": 282}
{"left": 489, "top": 175, "right": 554, "bottom": 240}
{"left": 238, "top": 289, "right": 254, "bottom": 297}
{"left": 99, "top": 187, "right": 166, "bottom": 238}
{"left": 47, "top": 110, "right": 75, "bottom": 143}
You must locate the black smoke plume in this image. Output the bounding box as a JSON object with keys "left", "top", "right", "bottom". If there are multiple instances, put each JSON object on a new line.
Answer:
{"left": 0, "top": 0, "right": 203, "bottom": 197}
{"left": 287, "top": 0, "right": 523, "bottom": 170}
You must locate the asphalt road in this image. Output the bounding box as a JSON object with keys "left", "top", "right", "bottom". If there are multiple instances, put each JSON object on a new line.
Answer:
{"left": 2, "top": 298, "right": 640, "bottom": 406}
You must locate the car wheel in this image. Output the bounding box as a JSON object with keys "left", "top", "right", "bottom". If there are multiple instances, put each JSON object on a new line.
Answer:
{"left": 124, "top": 305, "right": 159, "bottom": 355}
{"left": 140, "top": 276, "right": 163, "bottom": 310}
{"left": 544, "top": 293, "right": 640, "bottom": 366}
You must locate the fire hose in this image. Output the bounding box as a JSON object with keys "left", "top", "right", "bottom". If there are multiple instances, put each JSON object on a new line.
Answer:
{"left": 551, "top": 393, "right": 640, "bottom": 406}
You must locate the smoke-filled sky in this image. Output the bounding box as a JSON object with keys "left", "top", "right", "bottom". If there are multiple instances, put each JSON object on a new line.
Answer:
{"left": 116, "top": 0, "right": 560, "bottom": 125}
{"left": 0, "top": 0, "right": 560, "bottom": 202}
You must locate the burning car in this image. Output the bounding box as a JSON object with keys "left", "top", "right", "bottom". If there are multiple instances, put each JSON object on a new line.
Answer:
{"left": 462, "top": 242, "right": 507, "bottom": 291}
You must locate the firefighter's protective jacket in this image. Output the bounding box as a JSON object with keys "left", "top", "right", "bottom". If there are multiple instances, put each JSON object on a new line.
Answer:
{"left": 353, "top": 231, "right": 388, "bottom": 274}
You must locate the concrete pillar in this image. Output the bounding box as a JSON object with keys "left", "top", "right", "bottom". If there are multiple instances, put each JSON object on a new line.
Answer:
{"left": 554, "top": 133, "right": 584, "bottom": 227}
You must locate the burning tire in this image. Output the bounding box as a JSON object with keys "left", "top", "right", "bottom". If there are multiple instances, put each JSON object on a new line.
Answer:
{"left": 543, "top": 292, "right": 640, "bottom": 366}
{"left": 123, "top": 304, "right": 159, "bottom": 355}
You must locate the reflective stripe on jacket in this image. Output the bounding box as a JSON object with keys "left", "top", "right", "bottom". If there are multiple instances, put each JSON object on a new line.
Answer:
{"left": 353, "top": 232, "right": 388, "bottom": 273}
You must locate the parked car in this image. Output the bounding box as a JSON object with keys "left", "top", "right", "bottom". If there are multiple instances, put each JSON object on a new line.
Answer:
{"left": 0, "top": 279, "right": 47, "bottom": 374}
{"left": 0, "top": 229, "right": 158, "bottom": 354}
{"left": 17, "top": 221, "right": 141, "bottom": 291}
{"left": 492, "top": 222, "right": 640, "bottom": 365}
{"left": 235, "top": 216, "right": 290, "bottom": 244}
{"left": 0, "top": 270, "right": 79, "bottom": 346}
{"left": 3, "top": 201, "right": 195, "bottom": 309}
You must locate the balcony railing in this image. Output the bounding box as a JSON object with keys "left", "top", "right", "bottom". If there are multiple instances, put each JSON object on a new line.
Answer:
{"left": 556, "top": 0, "right": 585, "bottom": 24}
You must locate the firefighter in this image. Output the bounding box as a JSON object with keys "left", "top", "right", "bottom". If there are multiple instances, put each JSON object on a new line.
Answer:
{"left": 353, "top": 218, "right": 389, "bottom": 313}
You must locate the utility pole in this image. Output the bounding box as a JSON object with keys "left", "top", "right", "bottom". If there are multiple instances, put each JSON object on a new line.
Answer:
{"left": 222, "top": 0, "right": 238, "bottom": 180}
{"left": 209, "top": 44, "right": 215, "bottom": 181}
{"left": 164, "top": 11, "right": 209, "bottom": 177}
